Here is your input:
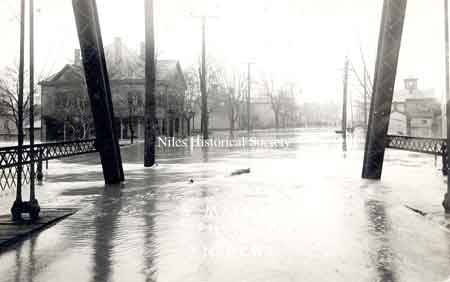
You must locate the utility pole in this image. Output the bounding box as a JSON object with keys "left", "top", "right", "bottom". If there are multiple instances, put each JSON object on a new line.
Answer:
{"left": 342, "top": 56, "right": 349, "bottom": 151}
{"left": 362, "top": 0, "right": 407, "bottom": 180}
{"left": 200, "top": 16, "right": 208, "bottom": 140}
{"left": 72, "top": 0, "right": 124, "bottom": 184}
{"left": 363, "top": 68, "right": 368, "bottom": 128}
{"left": 11, "top": 0, "right": 26, "bottom": 221}
{"left": 144, "top": 0, "right": 156, "bottom": 167}
{"left": 191, "top": 15, "right": 217, "bottom": 140}
{"left": 245, "top": 62, "right": 254, "bottom": 133}
{"left": 443, "top": 0, "right": 450, "bottom": 212}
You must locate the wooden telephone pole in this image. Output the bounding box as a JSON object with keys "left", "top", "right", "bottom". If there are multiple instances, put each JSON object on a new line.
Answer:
{"left": 342, "top": 57, "right": 349, "bottom": 151}
{"left": 363, "top": 69, "right": 368, "bottom": 128}
{"left": 362, "top": 0, "right": 407, "bottom": 179}
{"left": 144, "top": 0, "right": 156, "bottom": 167}
{"left": 200, "top": 16, "right": 208, "bottom": 140}
{"left": 245, "top": 62, "right": 254, "bottom": 133}
{"left": 72, "top": 0, "right": 124, "bottom": 184}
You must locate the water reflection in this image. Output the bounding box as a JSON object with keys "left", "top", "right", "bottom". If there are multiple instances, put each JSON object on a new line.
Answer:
{"left": 365, "top": 198, "right": 397, "bottom": 282}
{"left": 12, "top": 234, "right": 38, "bottom": 282}
{"left": 91, "top": 185, "right": 123, "bottom": 282}
{"left": 27, "top": 237, "right": 37, "bottom": 282}
{"left": 142, "top": 192, "right": 157, "bottom": 282}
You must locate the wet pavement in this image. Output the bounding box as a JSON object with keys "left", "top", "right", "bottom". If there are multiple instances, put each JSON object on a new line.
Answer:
{"left": 0, "top": 128, "right": 450, "bottom": 282}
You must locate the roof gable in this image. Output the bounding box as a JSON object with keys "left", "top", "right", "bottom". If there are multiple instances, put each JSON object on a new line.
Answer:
{"left": 40, "top": 64, "right": 84, "bottom": 85}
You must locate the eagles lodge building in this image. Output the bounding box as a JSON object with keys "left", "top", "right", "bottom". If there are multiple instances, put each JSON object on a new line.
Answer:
{"left": 39, "top": 37, "right": 193, "bottom": 141}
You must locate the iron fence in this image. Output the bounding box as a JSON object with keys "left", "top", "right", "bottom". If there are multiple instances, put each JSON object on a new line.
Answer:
{"left": 386, "top": 135, "right": 448, "bottom": 175}
{"left": 385, "top": 135, "right": 446, "bottom": 155}
{"left": 0, "top": 139, "right": 97, "bottom": 192}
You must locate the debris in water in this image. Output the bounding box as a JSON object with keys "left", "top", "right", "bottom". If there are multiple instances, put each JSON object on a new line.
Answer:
{"left": 231, "top": 168, "right": 251, "bottom": 176}
{"left": 405, "top": 205, "right": 427, "bottom": 216}
{"left": 189, "top": 179, "right": 194, "bottom": 184}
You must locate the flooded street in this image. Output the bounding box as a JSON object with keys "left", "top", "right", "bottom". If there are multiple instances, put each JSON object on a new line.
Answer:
{"left": 1, "top": 128, "right": 450, "bottom": 282}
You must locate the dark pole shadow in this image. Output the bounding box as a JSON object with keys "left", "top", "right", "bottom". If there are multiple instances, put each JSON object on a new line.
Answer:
{"left": 365, "top": 198, "right": 397, "bottom": 282}
{"left": 91, "top": 185, "right": 123, "bottom": 282}
{"left": 142, "top": 193, "right": 156, "bottom": 282}
{"left": 26, "top": 236, "right": 37, "bottom": 282}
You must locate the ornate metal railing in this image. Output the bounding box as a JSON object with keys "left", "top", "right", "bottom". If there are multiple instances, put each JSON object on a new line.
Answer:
{"left": 0, "top": 139, "right": 97, "bottom": 168}
{"left": 0, "top": 139, "right": 97, "bottom": 192}
{"left": 386, "top": 135, "right": 448, "bottom": 175}
{"left": 385, "top": 135, "right": 446, "bottom": 155}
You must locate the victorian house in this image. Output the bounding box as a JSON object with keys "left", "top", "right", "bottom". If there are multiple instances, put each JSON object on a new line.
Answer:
{"left": 39, "top": 37, "right": 193, "bottom": 141}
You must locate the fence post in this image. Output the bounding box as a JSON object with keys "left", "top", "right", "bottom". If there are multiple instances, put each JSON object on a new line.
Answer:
{"left": 37, "top": 147, "right": 44, "bottom": 181}
{"left": 443, "top": 143, "right": 448, "bottom": 176}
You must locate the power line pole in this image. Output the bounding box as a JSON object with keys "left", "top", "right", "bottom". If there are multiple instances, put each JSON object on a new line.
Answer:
{"left": 72, "top": 0, "right": 124, "bottom": 184}
{"left": 443, "top": 0, "right": 450, "bottom": 212}
{"left": 144, "top": 0, "right": 156, "bottom": 167}
{"left": 11, "top": 0, "right": 26, "bottom": 221}
{"left": 245, "top": 62, "right": 254, "bottom": 133}
{"left": 342, "top": 56, "right": 349, "bottom": 151}
{"left": 201, "top": 16, "right": 208, "bottom": 140}
{"left": 191, "top": 15, "right": 217, "bottom": 140}
{"left": 363, "top": 68, "right": 368, "bottom": 129}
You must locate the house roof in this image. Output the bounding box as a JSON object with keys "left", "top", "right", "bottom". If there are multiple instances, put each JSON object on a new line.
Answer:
{"left": 40, "top": 39, "right": 186, "bottom": 89}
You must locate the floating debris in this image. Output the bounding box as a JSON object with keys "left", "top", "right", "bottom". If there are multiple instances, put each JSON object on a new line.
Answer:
{"left": 231, "top": 168, "right": 251, "bottom": 176}
{"left": 405, "top": 205, "right": 427, "bottom": 216}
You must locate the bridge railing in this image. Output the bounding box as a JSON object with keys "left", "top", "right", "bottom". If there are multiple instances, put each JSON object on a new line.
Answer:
{"left": 385, "top": 135, "right": 446, "bottom": 155}
{"left": 386, "top": 134, "right": 447, "bottom": 175}
{"left": 0, "top": 139, "right": 97, "bottom": 193}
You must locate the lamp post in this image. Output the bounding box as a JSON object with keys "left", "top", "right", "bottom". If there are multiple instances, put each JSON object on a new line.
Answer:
{"left": 443, "top": 0, "right": 450, "bottom": 212}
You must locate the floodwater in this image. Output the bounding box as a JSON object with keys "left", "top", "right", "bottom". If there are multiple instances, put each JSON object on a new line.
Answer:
{"left": 1, "top": 128, "right": 450, "bottom": 282}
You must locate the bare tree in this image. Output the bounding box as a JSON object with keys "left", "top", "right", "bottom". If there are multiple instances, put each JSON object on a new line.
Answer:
{"left": 53, "top": 85, "right": 93, "bottom": 140}
{"left": 349, "top": 44, "right": 374, "bottom": 129}
{"left": 262, "top": 76, "right": 283, "bottom": 129}
{"left": 0, "top": 65, "right": 33, "bottom": 132}
{"left": 184, "top": 59, "right": 223, "bottom": 133}
{"left": 261, "top": 74, "right": 301, "bottom": 129}
{"left": 220, "top": 69, "right": 246, "bottom": 135}
{"left": 184, "top": 66, "right": 201, "bottom": 113}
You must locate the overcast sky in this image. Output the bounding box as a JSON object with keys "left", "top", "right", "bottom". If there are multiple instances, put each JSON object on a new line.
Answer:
{"left": 0, "top": 0, "right": 447, "bottom": 102}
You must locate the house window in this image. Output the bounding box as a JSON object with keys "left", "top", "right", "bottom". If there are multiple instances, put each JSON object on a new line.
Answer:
{"left": 4, "top": 120, "right": 10, "bottom": 131}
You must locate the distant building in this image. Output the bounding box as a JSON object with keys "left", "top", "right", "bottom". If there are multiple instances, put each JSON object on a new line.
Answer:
{"left": 388, "top": 78, "right": 442, "bottom": 137}
{"left": 39, "top": 37, "right": 193, "bottom": 141}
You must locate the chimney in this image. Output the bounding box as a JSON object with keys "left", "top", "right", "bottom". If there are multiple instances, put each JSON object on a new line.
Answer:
{"left": 74, "top": 49, "right": 81, "bottom": 66}
{"left": 114, "top": 37, "right": 122, "bottom": 62}
{"left": 140, "top": 42, "right": 145, "bottom": 60}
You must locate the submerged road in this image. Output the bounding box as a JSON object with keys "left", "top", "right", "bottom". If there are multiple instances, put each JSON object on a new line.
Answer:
{"left": 0, "top": 128, "right": 449, "bottom": 282}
